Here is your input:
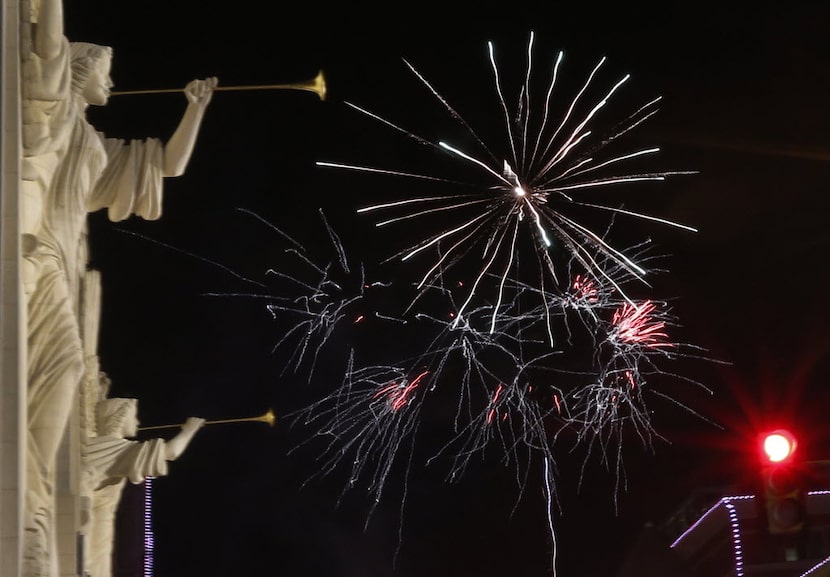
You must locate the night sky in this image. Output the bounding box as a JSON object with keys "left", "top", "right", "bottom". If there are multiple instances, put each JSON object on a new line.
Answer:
{"left": 61, "top": 2, "right": 830, "bottom": 576}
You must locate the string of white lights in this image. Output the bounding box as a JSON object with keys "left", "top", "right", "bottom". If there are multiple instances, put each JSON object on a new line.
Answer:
{"left": 143, "top": 477, "right": 155, "bottom": 577}
{"left": 723, "top": 499, "right": 745, "bottom": 577}
{"left": 672, "top": 491, "right": 830, "bottom": 576}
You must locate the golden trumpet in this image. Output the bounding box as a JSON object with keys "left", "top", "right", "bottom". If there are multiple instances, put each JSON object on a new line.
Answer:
{"left": 111, "top": 70, "right": 327, "bottom": 100}
{"left": 138, "top": 408, "right": 276, "bottom": 431}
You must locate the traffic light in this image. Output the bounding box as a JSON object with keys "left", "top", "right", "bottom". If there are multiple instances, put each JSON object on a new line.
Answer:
{"left": 760, "top": 429, "right": 806, "bottom": 535}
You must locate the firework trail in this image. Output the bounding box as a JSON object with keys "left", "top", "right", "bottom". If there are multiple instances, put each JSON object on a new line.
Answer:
{"left": 288, "top": 281, "right": 564, "bottom": 547}
{"left": 290, "top": 261, "right": 712, "bottom": 515}
{"left": 285, "top": 274, "right": 713, "bottom": 577}
{"left": 318, "top": 31, "right": 697, "bottom": 336}
{"left": 291, "top": 355, "right": 427, "bottom": 521}
{"left": 193, "top": 207, "right": 410, "bottom": 384}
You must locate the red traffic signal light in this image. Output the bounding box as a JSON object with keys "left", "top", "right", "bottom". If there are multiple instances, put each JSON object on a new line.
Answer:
{"left": 759, "top": 429, "right": 806, "bottom": 535}
{"left": 762, "top": 429, "right": 798, "bottom": 464}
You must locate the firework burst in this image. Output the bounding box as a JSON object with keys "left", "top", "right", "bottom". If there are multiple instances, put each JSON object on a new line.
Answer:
{"left": 221, "top": 31, "right": 715, "bottom": 577}
{"left": 318, "top": 31, "right": 697, "bottom": 336}
{"left": 290, "top": 262, "right": 711, "bottom": 506}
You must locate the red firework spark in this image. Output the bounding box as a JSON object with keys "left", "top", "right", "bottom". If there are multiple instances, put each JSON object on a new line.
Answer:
{"left": 373, "top": 370, "right": 430, "bottom": 412}
{"left": 611, "top": 300, "right": 670, "bottom": 348}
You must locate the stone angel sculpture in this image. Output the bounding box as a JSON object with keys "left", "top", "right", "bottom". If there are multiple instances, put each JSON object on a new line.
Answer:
{"left": 80, "top": 395, "right": 204, "bottom": 577}
{"left": 21, "top": 0, "right": 216, "bottom": 574}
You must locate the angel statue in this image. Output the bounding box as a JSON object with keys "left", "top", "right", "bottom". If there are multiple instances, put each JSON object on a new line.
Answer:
{"left": 21, "top": 0, "right": 216, "bottom": 573}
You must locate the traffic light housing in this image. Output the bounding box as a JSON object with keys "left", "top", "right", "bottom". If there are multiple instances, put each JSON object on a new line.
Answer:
{"left": 760, "top": 429, "right": 806, "bottom": 535}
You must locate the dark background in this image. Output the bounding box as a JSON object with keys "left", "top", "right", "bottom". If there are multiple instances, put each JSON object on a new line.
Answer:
{"left": 62, "top": 2, "right": 830, "bottom": 576}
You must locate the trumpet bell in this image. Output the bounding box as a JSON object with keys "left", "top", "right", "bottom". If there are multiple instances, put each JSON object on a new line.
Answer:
{"left": 259, "top": 408, "right": 277, "bottom": 427}
{"left": 305, "top": 70, "right": 327, "bottom": 101}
